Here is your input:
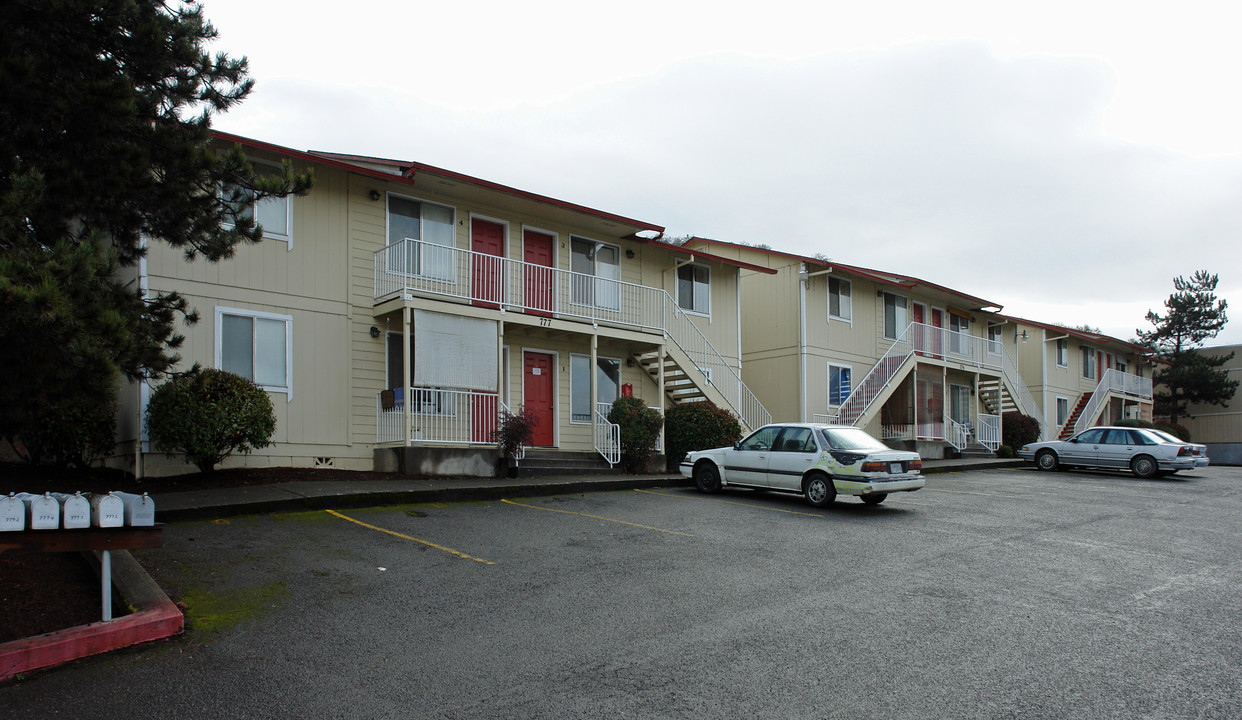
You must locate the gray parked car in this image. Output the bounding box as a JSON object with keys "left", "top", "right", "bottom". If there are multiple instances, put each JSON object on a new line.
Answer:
{"left": 1018, "top": 426, "right": 1199, "bottom": 478}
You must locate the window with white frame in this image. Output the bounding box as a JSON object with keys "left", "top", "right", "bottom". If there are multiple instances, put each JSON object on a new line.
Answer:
{"left": 222, "top": 162, "right": 292, "bottom": 245}
{"left": 1116, "top": 360, "right": 1126, "bottom": 374}
{"left": 987, "top": 324, "right": 1003, "bottom": 355}
{"left": 949, "top": 313, "right": 970, "bottom": 355}
{"left": 570, "top": 237, "right": 621, "bottom": 309}
{"left": 677, "top": 263, "right": 710, "bottom": 315}
{"left": 883, "top": 293, "right": 908, "bottom": 339}
{"left": 828, "top": 363, "right": 852, "bottom": 407}
{"left": 217, "top": 308, "right": 291, "bottom": 395}
{"left": 570, "top": 354, "right": 621, "bottom": 423}
{"left": 829, "top": 277, "right": 851, "bottom": 321}
{"left": 1082, "top": 345, "right": 1097, "bottom": 380}
{"left": 387, "top": 194, "right": 455, "bottom": 280}
{"left": 383, "top": 332, "right": 454, "bottom": 415}
{"left": 1056, "top": 339, "right": 1069, "bottom": 367}
{"left": 1056, "top": 397, "right": 1069, "bottom": 426}
{"left": 949, "top": 384, "right": 971, "bottom": 424}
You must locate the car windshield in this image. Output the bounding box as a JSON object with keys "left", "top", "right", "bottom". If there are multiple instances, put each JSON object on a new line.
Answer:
{"left": 818, "top": 427, "right": 889, "bottom": 452}
{"left": 1147, "top": 429, "right": 1183, "bottom": 444}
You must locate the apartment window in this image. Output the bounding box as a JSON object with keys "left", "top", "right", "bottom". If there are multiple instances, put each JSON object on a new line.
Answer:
{"left": 987, "top": 324, "right": 1003, "bottom": 355}
{"left": 217, "top": 308, "right": 291, "bottom": 395}
{"left": 829, "top": 277, "right": 851, "bottom": 321}
{"left": 387, "top": 195, "right": 455, "bottom": 280}
{"left": 1116, "top": 360, "right": 1127, "bottom": 374}
{"left": 1056, "top": 397, "right": 1069, "bottom": 426}
{"left": 828, "top": 364, "right": 852, "bottom": 407}
{"left": 883, "top": 293, "right": 908, "bottom": 340}
{"left": 949, "top": 314, "right": 970, "bottom": 355}
{"left": 1082, "top": 345, "right": 1097, "bottom": 380}
{"left": 570, "top": 237, "right": 621, "bottom": 309}
{"left": 677, "top": 263, "right": 710, "bottom": 315}
{"left": 222, "top": 163, "right": 292, "bottom": 245}
{"left": 570, "top": 354, "right": 621, "bottom": 423}
{"left": 1056, "top": 339, "right": 1069, "bottom": 367}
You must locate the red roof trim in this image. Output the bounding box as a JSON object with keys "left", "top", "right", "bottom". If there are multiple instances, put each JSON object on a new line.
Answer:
{"left": 633, "top": 237, "right": 777, "bottom": 274}
{"left": 211, "top": 131, "right": 415, "bottom": 186}
{"left": 994, "top": 313, "right": 1147, "bottom": 352}
{"left": 684, "top": 237, "right": 1000, "bottom": 309}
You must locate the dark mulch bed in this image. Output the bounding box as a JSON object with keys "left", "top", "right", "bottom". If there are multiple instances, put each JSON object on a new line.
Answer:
{"left": 1, "top": 464, "right": 427, "bottom": 650}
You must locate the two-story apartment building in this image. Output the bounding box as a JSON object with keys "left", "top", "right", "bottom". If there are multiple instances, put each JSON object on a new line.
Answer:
{"left": 113, "top": 133, "right": 772, "bottom": 477}
{"left": 682, "top": 238, "right": 1041, "bottom": 458}
{"left": 1163, "top": 343, "right": 1240, "bottom": 464}
{"left": 994, "top": 315, "right": 1155, "bottom": 441}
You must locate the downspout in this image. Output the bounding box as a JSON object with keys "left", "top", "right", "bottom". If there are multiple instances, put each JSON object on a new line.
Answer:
{"left": 1041, "top": 329, "right": 1049, "bottom": 440}
{"left": 135, "top": 237, "right": 149, "bottom": 480}
{"left": 798, "top": 263, "right": 808, "bottom": 423}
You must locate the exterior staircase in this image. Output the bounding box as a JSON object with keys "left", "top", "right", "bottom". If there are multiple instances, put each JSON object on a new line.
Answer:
{"left": 632, "top": 341, "right": 769, "bottom": 433}
{"left": 836, "top": 353, "right": 915, "bottom": 428}
{"left": 978, "top": 378, "right": 1017, "bottom": 416}
{"left": 1059, "top": 393, "right": 1093, "bottom": 439}
{"left": 514, "top": 449, "right": 621, "bottom": 477}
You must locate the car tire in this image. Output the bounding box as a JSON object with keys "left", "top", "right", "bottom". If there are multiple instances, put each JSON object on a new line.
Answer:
{"left": 1035, "top": 449, "right": 1059, "bottom": 472}
{"left": 693, "top": 462, "right": 722, "bottom": 493}
{"left": 1131, "top": 455, "right": 1158, "bottom": 479}
{"left": 803, "top": 474, "right": 836, "bottom": 508}
{"left": 860, "top": 493, "right": 887, "bottom": 506}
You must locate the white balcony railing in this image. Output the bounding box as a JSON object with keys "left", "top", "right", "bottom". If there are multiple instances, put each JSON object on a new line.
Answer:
{"left": 375, "top": 239, "right": 770, "bottom": 431}
{"left": 978, "top": 413, "right": 1000, "bottom": 451}
{"left": 1072, "top": 368, "right": 1155, "bottom": 435}
{"left": 376, "top": 387, "right": 502, "bottom": 445}
{"left": 945, "top": 415, "right": 969, "bottom": 450}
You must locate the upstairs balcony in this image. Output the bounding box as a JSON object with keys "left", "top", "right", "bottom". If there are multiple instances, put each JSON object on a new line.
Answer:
{"left": 375, "top": 239, "right": 665, "bottom": 334}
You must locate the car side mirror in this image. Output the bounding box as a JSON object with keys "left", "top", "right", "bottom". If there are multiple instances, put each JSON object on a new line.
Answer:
{"left": 733, "top": 441, "right": 740, "bottom": 450}
{"left": 1069, "top": 438, "right": 1078, "bottom": 443}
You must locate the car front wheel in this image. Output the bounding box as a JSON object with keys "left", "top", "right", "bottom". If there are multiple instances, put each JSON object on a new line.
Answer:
{"left": 803, "top": 474, "right": 836, "bottom": 508}
{"left": 1036, "top": 450, "right": 1059, "bottom": 472}
{"left": 694, "top": 462, "right": 722, "bottom": 493}
{"left": 1131, "top": 455, "right": 1158, "bottom": 479}
{"left": 860, "top": 493, "right": 887, "bottom": 506}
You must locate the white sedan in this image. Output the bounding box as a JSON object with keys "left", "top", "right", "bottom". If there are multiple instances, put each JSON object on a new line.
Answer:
{"left": 679, "top": 423, "right": 923, "bottom": 507}
{"left": 1018, "top": 426, "right": 1200, "bottom": 478}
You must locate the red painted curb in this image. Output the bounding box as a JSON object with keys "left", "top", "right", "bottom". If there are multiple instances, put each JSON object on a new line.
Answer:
{"left": 0, "top": 597, "right": 183, "bottom": 681}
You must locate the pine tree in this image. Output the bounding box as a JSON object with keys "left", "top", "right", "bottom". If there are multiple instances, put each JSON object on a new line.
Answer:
{"left": 1136, "top": 271, "right": 1238, "bottom": 425}
{"left": 0, "top": 0, "right": 312, "bottom": 463}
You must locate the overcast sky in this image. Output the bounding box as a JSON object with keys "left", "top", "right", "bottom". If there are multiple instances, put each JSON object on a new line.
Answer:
{"left": 202, "top": 0, "right": 1242, "bottom": 346}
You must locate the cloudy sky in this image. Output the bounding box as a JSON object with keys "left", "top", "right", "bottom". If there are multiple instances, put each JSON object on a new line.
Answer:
{"left": 202, "top": 0, "right": 1242, "bottom": 345}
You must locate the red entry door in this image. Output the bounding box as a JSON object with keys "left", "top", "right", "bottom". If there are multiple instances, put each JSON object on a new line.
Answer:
{"left": 471, "top": 218, "right": 505, "bottom": 308}
{"left": 523, "top": 352, "right": 555, "bottom": 447}
{"left": 523, "top": 229, "right": 555, "bottom": 316}
{"left": 929, "top": 308, "right": 944, "bottom": 358}
{"left": 912, "top": 303, "right": 925, "bottom": 355}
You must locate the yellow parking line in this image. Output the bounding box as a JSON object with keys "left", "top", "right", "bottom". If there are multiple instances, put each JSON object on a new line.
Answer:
{"left": 500, "top": 499, "right": 695, "bottom": 537}
{"left": 325, "top": 509, "right": 495, "bottom": 565}
{"left": 634, "top": 488, "right": 825, "bottom": 518}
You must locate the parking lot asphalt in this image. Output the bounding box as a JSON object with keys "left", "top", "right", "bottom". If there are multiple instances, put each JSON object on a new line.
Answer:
{"left": 7, "top": 459, "right": 1241, "bottom": 720}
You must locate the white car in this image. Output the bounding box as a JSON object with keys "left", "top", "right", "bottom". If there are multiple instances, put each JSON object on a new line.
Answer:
{"left": 1018, "top": 426, "right": 1200, "bottom": 478}
{"left": 1148, "top": 429, "right": 1210, "bottom": 468}
{"left": 679, "top": 423, "right": 924, "bottom": 507}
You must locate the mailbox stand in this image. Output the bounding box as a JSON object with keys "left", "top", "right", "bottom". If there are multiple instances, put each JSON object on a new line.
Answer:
{"left": 0, "top": 526, "right": 164, "bottom": 621}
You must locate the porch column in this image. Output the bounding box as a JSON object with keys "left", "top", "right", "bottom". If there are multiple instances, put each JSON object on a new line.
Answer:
{"left": 403, "top": 306, "right": 412, "bottom": 448}
{"left": 498, "top": 320, "right": 505, "bottom": 407}
{"left": 973, "top": 371, "right": 980, "bottom": 430}
{"left": 658, "top": 344, "right": 667, "bottom": 453}
{"left": 590, "top": 334, "right": 599, "bottom": 427}
{"left": 942, "top": 367, "right": 948, "bottom": 440}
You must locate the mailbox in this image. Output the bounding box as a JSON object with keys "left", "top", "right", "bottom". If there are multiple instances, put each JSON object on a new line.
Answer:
{"left": 113, "top": 491, "right": 155, "bottom": 527}
{"left": 52, "top": 491, "right": 91, "bottom": 529}
{"left": 1, "top": 493, "right": 24, "bottom": 532}
{"left": 16, "top": 492, "right": 61, "bottom": 530}
{"left": 89, "top": 492, "right": 124, "bottom": 528}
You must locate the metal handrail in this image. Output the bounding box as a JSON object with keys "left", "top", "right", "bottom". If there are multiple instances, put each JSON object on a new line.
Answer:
{"left": 594, "top": 402, "right": 620, "bottom": 467}
{"left": 945, "top": 415, "right": 969, "bottom": 450}
{"left": 375, "top": 239, "right": 770, "bottom": 431}
{"left": 978, "top": 413, "right": 1000, "bottom": 451}
{"left": 1072, "top": 368, "right": 1154, "bottom": 435}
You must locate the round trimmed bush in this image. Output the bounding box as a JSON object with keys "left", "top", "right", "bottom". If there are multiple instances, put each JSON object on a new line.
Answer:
{"left": 608, "top": 396, "right": 664, "bottom": 473}
{"left": 146, "top": 369, "right": 276, "bottom": 472}
{"left": 665, "top": 401, "right": 742, "bottom": 469}
{"left": 1002, "top": 411, "right": 1041, "bottom": 449}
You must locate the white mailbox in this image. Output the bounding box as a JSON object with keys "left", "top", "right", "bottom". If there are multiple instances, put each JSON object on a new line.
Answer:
{"left": 1, "top": 493, "right": 24, "bottom": 532}
{"left": 16, "top": 492, "right": 61, "bottom": 530}
{"left": 113, "top": 491, "right": 155, "bottom": 527}
{"left": 52, "top": 491, "right": 91, "bottom": 529}
{"left": 89, "top": 492, "right": 124, "bottom": 528}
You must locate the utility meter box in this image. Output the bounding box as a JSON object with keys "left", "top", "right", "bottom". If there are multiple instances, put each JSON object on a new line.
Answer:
{"left": 53, "top": 492, "right": 91, "bottom": 529}
{"left": 113, "top": 491, "right": 155, "bottom": 527}
{"left": 0, "top": 494, "right": 24, "bottom": 532}
{"left": 16, "top": 492, "right": 61, "bottom": 530}
{"left": 90, "top": 492, "right": 124, "bottom": 528}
